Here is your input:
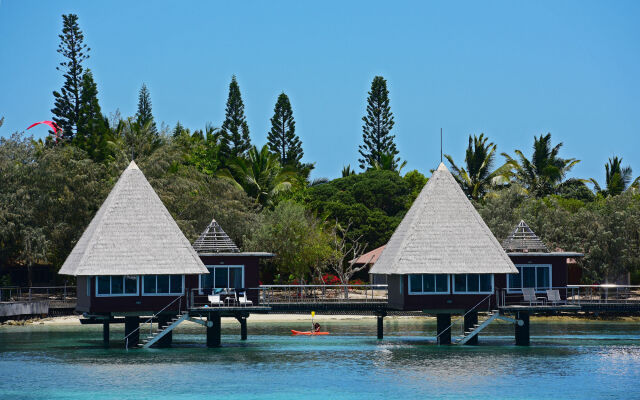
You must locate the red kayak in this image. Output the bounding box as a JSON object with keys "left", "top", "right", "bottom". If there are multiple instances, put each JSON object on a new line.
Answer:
{"left": 291, "top": 330, "right": 330, "bottom": 335}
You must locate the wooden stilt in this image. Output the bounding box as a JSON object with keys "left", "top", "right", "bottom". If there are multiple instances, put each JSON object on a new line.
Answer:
{"left": 236, "top": 316, "right": 248, "bottom": 341}
{"left": 102, "top": 320, "right": 110, "bottom": 348}
{"left": 463, "top": 311, "right": 479, "bottom": 345}
{"left": 515, "top": 311, "right": 530, "bottom": 346}
{"left": 207, "top": 313, "right": 221, "bottom": 347}
{"left": 124, "top": 316, "right": 139, "bottom": 347}
{"left": 156, "top": 315, "right": 173, "bottom": 348}
{"left": 436, "top": 313, "right": 451, "bottom": 345}
{"left": 377, "top": 315, "right": 384, "bottom": 339}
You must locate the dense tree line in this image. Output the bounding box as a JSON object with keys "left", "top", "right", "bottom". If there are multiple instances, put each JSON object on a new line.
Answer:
{"left": 1, "top": 13, "right": 639, "bottom": 286}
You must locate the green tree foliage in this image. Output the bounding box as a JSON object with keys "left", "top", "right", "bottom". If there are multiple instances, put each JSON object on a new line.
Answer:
{"left": 590, "top": 156, "right": 633, "bottom": 196}
{"left": 74, "top": 70, "right": 112, "bottom": 161}
{"left": 135, "top": 83, "right": 157, "bottom": 135}
{"left": 445, "top": 133, "right": 510, "bottom": 201}
{"left": 403, "top": 169, "right": 428, "bottom": 205}
{"left": 341, "top": 165, "right": 356, "bottom": 177}
{"left": 51, "top": 14, "right": 90, "bottom": 140}
{"left": 268, "top": 93, "right": 303, "bottom": 167}
{"left": 358, "top": 76, "right": 399, "bottom": 170}
{"left": 220, "top": 76, "right": 251, "bottom": 161}
{"left": 502, "top": 133, "right": 580, "bottom": 197}
{"left": 222, "top": 145, "right": 295, "bottom": 208}
{"left": 244, "top": 201, "right": 333, "bottom": 283}
{"left": 306, "top": 170, "right": 410, "bottom": 249}
{"left": 478, "top": 187, "right": 640, "bottom": 283}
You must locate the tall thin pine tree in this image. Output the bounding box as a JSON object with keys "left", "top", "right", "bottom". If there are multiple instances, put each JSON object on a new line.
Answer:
{"left": 76, "top": 70, "right": 109, "bottom": 161}
{"left": 220, "top": 76, "right": 251, "bottom": 160}
{"left": 135, "top": 83, "right": 157, "bottom": 135}
{"left": 267, "top": 93, "right": 303, "bottom": 166}
{"left": 51, "top": 14, "right": 90, "bottom": 141}
{"left": 358, "top": 76, "right": 398, "bottom": 170}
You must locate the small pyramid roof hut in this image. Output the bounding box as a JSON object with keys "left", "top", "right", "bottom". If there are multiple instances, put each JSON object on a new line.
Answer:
{"left": 59, "top": 161, "right": 208, "bottom": 276}
{"left": 501, "top": 220, "right": 549, "bottom": 253}
{"left": 192, "top": 219, "right": 240, "bottom": 253}
{"left": 370, "top": 163, "right": 517, "bottom": 275}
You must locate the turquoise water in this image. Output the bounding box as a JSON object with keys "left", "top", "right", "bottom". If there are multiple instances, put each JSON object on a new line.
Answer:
{"left": 2, "top": 318, "right": 640, "bottom": 399}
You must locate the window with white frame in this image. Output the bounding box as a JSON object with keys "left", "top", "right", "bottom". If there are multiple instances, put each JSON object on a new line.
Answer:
{"left": 453, "top": 274, "right": 493, "bottom": 294}
{"left": 200, "top": 265, "right": 244, "bottom": 292}
{"left": 143, "top": 275, "right": 184, "bottom": 295}
{"left": 508, "top": 264, "right": 551, "bottom": 293}
{"left": 408, "top": 274, "right": 449, "bottom": 294}
{"left": 96, "top": 275, "right": 138, "bottom": 296}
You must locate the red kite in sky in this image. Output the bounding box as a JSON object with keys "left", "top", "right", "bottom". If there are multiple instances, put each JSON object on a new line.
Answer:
{"left": 27, "top": 120, "right": 60, "bottom": 134}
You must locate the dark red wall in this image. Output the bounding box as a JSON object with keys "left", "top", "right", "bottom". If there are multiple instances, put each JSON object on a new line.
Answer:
{"left": 508, "top": 255, "right": 568, "bottom": 289}
{"left": 79, "top": 255, "right": 263, "bottom": 314}
{"left": 397, "top": 274, "right": 508, "bottom": 312}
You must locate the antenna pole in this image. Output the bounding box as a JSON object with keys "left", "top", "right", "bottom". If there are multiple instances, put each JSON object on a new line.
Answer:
{"left": 440, "top": 128, "right": 443, "bottom": 163}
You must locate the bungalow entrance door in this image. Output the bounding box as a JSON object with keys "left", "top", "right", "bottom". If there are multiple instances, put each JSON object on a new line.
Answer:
{"left": 200, "top": 265, "right": 244, "bottom": 293}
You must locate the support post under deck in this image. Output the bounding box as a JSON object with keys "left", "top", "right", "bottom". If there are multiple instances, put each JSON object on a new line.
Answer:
{"left": 236, "top": 316, "right": 247, "bottom": 341}
{"left": 207, "top": 313, "right": 221, "bottom": 348}
{"left": 124, "top": 317, "right": 139, "bottom": 348}
{"left": 463, "top": 311, "right": 479, "bottom": 345}
{"left": 515, "top": 311, "right": 530, "bottom": 346}
{"left": 436, "top": 313, "right": 451, "bottom": 345}
{"left": 156, "top": 315, "right": 173, "bottom": 348}
{"left": 377, "top": 315, "right": 384, "bottom": 339}
{"left": 102, "top": 320, "right": 109, "bottom": 347}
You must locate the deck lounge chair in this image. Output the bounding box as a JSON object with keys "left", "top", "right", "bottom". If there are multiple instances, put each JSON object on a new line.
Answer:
{"left": 238, "top": 291, "right": 253, "bottom": 306}
{"left": 208, "top": 295, "right": 223, "bottom": 306}
{"left": 522, "top": 287, "right": 545, "bottom": 306}
{"left": 545, "top": 289, "right": 565, "bottom": 305}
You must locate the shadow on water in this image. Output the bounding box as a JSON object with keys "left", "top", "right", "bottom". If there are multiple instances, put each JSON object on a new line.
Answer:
{"left": 2, "top": 318, "right": 640, "bottom": 399}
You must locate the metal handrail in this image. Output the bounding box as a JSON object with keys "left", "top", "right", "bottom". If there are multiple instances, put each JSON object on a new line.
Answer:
{"left": 125, "top": 295, "right": 183, "bottom": 350}
{"left": 435, "top": 293, "right": 493, "bottom": 341}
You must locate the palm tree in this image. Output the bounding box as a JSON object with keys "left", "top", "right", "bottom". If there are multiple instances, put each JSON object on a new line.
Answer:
{"left": 590, "top": 156, "right": 634, "bottom": 196}
{"left": 221, "top": 145, "right": 295, "bottom": 207}
{"left": 341, "top": 165, "right": 356, "bottom": 177}
{"left": 502, "top": 133, "right": 580, "bottom": 197}
{"left": 445, "top": 133, "right": 510, "bottom": 201}
{"left": 373, "top": 152, "right": 407, "bottom": 174}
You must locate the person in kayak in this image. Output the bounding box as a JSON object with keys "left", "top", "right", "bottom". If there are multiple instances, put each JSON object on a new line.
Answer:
{"left": 313, "top": 323, "right": 321, "bottom": 333}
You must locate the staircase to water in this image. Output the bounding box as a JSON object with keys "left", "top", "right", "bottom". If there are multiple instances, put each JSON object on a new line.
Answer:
{"left": 454, "top": 310, "right": 519, "bottom": 345}
{"left": 138, "top": 312, "right": 190, "bottom": 349}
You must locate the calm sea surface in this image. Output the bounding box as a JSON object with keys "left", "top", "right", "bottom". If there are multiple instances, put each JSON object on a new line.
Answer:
{"left": 1, "top": 318, "right": 640, "bottom": 399}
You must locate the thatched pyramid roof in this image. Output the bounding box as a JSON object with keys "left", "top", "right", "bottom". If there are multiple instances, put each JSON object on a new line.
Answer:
{"left": 502, "top": 220, "right": 549, "bottom": 253}
{"left": 192, "top": 218, "right": 240, "bottom": 253}
{"left": 370, "top": 163, "right": 517, "bottom": 275}
{"left": 59, "top": 161, "right": 208, "bottom": 276}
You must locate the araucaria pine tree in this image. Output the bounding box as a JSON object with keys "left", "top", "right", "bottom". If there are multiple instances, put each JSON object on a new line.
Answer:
{"left": 75, "top": 70, "right": 109, "bottom": 161}
{"left": 220, "top": 76, "right": 251, "bottom": 160}
{"left": 51, "top": 14, "right": 90, "bottom": 141}
{"left": 135, "top": 83, "right": 157, "bottom": 135}
{"left": 267, "top": 93, "right": 303, "bottom": 166}
{"left": 358, "top": 76, "right": 398, "bottom": 170}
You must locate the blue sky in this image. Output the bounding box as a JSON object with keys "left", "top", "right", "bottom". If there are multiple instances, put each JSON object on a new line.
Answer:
{"left": 1, "top": 1, "right": 639, "bottom": 182}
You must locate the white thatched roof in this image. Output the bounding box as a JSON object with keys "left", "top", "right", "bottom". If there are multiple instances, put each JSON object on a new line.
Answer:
{"left": 59, "top": 161, "right": 208, "bottom": 276}
{"left": 370, "top": 163, "right": 517, "bottom": 275}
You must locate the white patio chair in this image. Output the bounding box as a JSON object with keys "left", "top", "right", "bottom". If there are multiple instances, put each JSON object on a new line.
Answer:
{"left": 545, "top": 289, "right": 565, "bottom": 305}
{"left": 208, "top": 295, "right": 223, "bottom": 307}
{"left": 522, "top": 287, "right": 545, "bottom": 306}
{"left": 238, "top": 292, "right": 253, "bottom": 307}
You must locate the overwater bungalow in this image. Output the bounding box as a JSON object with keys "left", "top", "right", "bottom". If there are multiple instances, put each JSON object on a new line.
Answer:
{"left": 370, "top": 163, "right": 519, "bottom": 312}
{"left": 501, "top": 220, "right": 583, "bottom": 297}
{"left": 59, "top": 161, "right": 209, "bottom": 316}
{"left": 191, "top": 218, "right": 273, "bottom": 305}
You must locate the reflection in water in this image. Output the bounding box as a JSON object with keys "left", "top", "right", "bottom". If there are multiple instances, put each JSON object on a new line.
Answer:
{"left": 1, "top": 319, "right": 640, "bottom": 399}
